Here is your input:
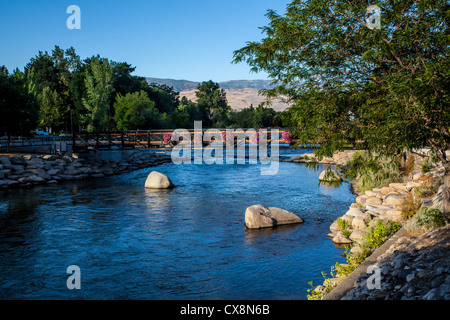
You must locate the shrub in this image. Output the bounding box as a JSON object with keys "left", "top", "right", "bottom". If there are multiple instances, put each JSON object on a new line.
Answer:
{"left": 414, "top": 177, "right": 442, "bottom": 198}
{"left": 401, "top": 154, "right": 415, "bottom": 176}
{"left": 336, "top": 217, "right": 350, "bottom": 231}
{"left": 400, "top": 191, "right": 422, "bottom": 221}
{"left": 362, "top": 220, "right": 401, "bottom": 249}
{"left": 342, "top": 152, "right": 403, "bottom": 194}
{"left": 405, "top": 207, "right": 448, "bottom": 234}
{"left": 421, "top": 159, "right": 431, "bottom": 173}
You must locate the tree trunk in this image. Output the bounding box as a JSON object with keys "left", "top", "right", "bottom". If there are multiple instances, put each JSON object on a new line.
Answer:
{"left": 444, "top": 161, "right": 450, "bottom": 221}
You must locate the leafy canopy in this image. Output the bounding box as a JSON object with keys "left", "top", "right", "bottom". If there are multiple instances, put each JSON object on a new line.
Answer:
{"left": 233, "top": 0, "right": 449, "bottom": 163}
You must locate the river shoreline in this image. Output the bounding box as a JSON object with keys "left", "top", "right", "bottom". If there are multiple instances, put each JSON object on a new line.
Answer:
{"left": 284, "top": 149, "right": 449, "bottom": 300}
{"left": 0, "top": 150, "right": 172, "bottom": 190}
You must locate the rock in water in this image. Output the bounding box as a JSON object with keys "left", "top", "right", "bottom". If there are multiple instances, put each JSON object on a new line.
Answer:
{"left": 245, "top": 204, "right": 304, "bottom": 229}
{"left": 319, "top": 168, "right": 342, "bottom": 183}
{"left": 145, "top": 171, "right": 174, "bottom": 189}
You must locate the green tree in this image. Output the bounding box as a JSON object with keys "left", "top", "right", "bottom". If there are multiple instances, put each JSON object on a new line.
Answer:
{"left": 113, "top": 90, "right": 160, "bottom": 130}
{"left": 0, "top": 74, "right": 39, "bottom": 151}
{"left": 38, "top": 86, "right": 68, "bottom": 131}
{"left": 195, "top": 80, "right": 230, "bottom": 127}
{"left": 25, "top": 46, "right": 83, "bottom": 132}
{"left": 0, "top": 65, "right": 8, "bottom": 76}
{"left": 146, "top": 83, "right": 180, "bottom": 114}
{"left": 25, "top": 51, "right": 60, "bottom": 92}
{"left": 233, "top": 0, "right": 450, "bottom": 218}
{"left": 82, "top": 56, "right": 114, "bottom": 131}
{"left": 111, "top": 62, "right": 146, "bottom": 98}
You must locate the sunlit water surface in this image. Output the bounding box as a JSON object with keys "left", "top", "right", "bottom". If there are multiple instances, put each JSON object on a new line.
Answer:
{"left": 0, "top": 148, "right": 355, "bottom": 299}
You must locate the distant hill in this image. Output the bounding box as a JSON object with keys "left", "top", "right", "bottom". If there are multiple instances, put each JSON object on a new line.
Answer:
{"left": 145, "top": 77, "right": 199, "bottom": 92}
{"left": 145, "top": 77, "right": 289, "bottom": 111}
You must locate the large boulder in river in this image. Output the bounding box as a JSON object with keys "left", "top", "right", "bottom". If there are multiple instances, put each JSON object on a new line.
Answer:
{"left": 319, "top": 168, "right": 342, "bottom": 183}
{"left": 245, "top": 205, "right": 304, "bottom": 229}
{"left": 145, "top": 171, "right": 174, "bottom": 189}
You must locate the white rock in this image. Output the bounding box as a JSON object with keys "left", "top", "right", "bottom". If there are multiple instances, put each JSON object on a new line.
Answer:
{"left": 383, "top": 194, "right": 405, "bottom": 206}
{"left": 245, "top": 204, "right": 304, "bottom": 229}
{"left": 365, "top": 197, "right": 383, "bottom": 205}
{"left": 344, "top": 208, "right": 365, "bottom": 217}
{"left": 349, "top": 230, "right": 365, "bottom": 242}
{"left": 332, "top": 232, "right": 353, "bottom": 245}
{"left": 352, "top": 216, "right": 368, "bottom": 230}
{"left": 318, "top": 169, "right": 341, "bottom": 182}
{"left": 145, "top": 171, "right": 174, "bottom": 189}
{"left": 389, "top": 183, "right": 407, "bottom": 191}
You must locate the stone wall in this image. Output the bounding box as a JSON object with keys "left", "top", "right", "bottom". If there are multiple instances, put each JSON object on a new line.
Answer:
{"left": 0, "top": 150, "right": 172, "bottom": 189}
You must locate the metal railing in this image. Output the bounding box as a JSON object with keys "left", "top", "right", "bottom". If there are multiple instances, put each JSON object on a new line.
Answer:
{"left": 0, "top": 136, "right": 73, "bottom": 154}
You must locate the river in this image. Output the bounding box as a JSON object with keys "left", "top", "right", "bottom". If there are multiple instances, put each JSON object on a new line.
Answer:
{"left": 0, "top": 148, "right": 355, "bottom": 299}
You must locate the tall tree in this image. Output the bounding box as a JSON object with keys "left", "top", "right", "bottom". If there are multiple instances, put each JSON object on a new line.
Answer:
{"left": 146, "top": 83, "right": 180, "bottom": 114}
{"left": 113, "top": 90, "right": 160, "bottom": 130}
{"left": 25, "top": 51, "right": 60, "bottom": 92}
{"left": 233, "top": 0, "right": 450, "bottom": 217}
{"left": 0, "top": 74, "right": 39, "bottom": 151}
{"left": 195, "top": 80, "right": 230, "bottom": 127}
{"left": 38, "top": 86, "right": 67, "bottom": 131}
{"left": 82, "top": 56, "right": 114, "bottom": 131}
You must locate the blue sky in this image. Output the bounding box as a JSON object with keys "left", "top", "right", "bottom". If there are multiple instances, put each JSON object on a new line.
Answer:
{"left": 0, "top": 0, "right": 290, "bottom": 82}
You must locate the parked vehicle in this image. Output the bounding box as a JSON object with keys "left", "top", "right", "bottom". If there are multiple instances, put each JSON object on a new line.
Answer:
{"left": 32, "top": 130, "right": 49, "bottom": 136}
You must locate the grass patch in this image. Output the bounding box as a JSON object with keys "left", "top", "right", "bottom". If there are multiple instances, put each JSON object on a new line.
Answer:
{"left": 341, "top": 151, "right": 403, "bottom": 194}
{"left": 405, "top": 207, "right": 448, "bottom": 234}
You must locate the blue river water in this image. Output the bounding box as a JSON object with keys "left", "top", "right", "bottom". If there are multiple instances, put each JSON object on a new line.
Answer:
{"left": 0, "top": 148, "right": 355, "bottom": 300}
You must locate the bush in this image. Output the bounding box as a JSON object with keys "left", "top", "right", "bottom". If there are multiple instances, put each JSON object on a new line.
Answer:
{"left": 401, "top": 154, "right": 415, "bottom": 176}
{"left": 336, "top": 217, "right": 351, "bottom": 231}
{"left": 421, "top": 159, "right": 431, "bottom": 173}
{"left": 400, "top": 191, "right": 422, "bottom": 221}
{"left": 405, "top": 207, "right": 448, "bottom": 234}
{"left": 342, "top": 152, "right": 403, "bottom": 194}
{"left": 362, "top": 220, "right": 401, "bottom": 249}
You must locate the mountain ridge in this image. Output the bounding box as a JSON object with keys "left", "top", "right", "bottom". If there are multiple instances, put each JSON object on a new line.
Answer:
{"left": 145, "top": 77, "right": 289, "bottom": 111}
{"left": 145, "top": 77, "right": 274, "bottom": 92}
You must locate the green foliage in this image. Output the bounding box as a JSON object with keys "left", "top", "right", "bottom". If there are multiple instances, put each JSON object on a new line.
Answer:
{"left": 82, "top": 56, "right": 114, "bottom": 131}
{"left": 147, "top": 83, "right": 180, "bottom": 114}
{"left": 0, "top": 74, "right": 39, "bottom": 142}
{"left": 38, "top": 86, "right": 68, "bottom": 129}
{"left": 421, "top": 159, "right": 431, "bottom": 173}
{"left": 228, "top": 104, "right": 280, "bottom": 129}
{"left": 113, "top": 91, "right": 160, "bottom": 130}
{"left": 336, "top": 217, "right": 350, "bottom": 231}
{"left": 307, "top": 218, "right": 399, "bottom": 300}
{"left": 233, "top": 0, "right": 450, "bottom": 217}
{"left": 362, "top": 220, "right": 400, "bottom": 249}
{"left": 405, "top": 207, "right": 448, "bottom": 234}
{"left": 307, "top": 246, "right": 371, "bottom": 300}
{"left": 195, "top": 80, "right": 230, "bottom": 127}
{"left": 342, "top": 151, "right": 403, "bottom": 194}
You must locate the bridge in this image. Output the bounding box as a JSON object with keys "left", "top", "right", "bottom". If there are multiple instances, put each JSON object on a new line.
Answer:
{"left": 72, "top": 129, "right": 299, "bottom": 153}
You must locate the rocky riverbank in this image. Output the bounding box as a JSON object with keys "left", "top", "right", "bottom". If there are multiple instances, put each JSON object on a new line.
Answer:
{"left": 295, "top": 149, "right": 449, "bottom": 300}
{"left": 342, "top": 224, "right": 450, "bottom": 300}
{"left": 0, "top": 150, "right": 172, "bottom": 189}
